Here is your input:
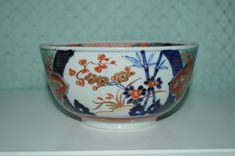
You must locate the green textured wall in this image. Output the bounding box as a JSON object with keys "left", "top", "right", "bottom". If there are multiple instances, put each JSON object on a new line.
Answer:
{"left": 0, "top": 0, "right": 235, "bottom": 90}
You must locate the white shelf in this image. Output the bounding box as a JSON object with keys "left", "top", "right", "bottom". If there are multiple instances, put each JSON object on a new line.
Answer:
{"left": 0, "top": 88, "right": 235, "bottom": 156}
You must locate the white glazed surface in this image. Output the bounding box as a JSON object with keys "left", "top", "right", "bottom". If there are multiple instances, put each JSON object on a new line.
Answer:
{"left": 64, "top": 51, "right": 173, "bottom": 118}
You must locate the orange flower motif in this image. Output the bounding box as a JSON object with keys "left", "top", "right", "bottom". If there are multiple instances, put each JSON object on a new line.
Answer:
{"left": 85, "top": 73, "right": 97, "bottom": 84}
{"left": 92, "top": 86, "right": 98, "bottom": 91}
{"left": 123, "top": 86, "right": 146, "bottom": 105}
{"left": 125, "top": 66, "right": 130, "bottom": 72}
{"left": 68, "top": 68, "right": 77, "bottom": 76}
{"left": 130, "top": 71, "right": 135, "bottom": 76}
{"left": 129, "top": 89, "right": 142, "bottom": 100}
{"left": 111, "top": 60, "right": 116, "bottom": 64}
{"left": 111, "top": 66, "right": 135, "bottom": 83}
{"left": 76, "top": 78, "right": 85, "bottom": 86}
{"left": 125, "top": 66, "right": 135, "bottom": 75}
{"left": 111, "top": 75, "right": 116, "bottom": 81}
{"left": 148, "top": 81, "right": 157, "bottom": 88}
{"left": 112, "top": 71, "right": 129, "bottom": 83}
{"left": 81, "top": 68, "right": 89, "bottom": 74}
{"left": 96, "top": 76, "right": 109, "bottom": 87}
{"left": 97, "top": 54, "right": 106, "bottom": 60}
{"left": 94, "top": 66, "right": 103, "bottom": 73}
{"left": 144, "top": 76, "right": 162, "bottom": 91}
{"left": 99, "top": 64, "right": 107, "bottom": 69}
{"left": 79, "top": 59, "right": 87, "bottom": 65}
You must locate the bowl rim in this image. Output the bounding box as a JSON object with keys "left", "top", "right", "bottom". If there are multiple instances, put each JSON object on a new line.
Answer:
{"left": 40, "top": 41, "right": 199, "bottom": 52}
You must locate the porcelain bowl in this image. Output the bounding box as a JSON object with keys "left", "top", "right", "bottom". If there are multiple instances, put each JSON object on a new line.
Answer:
{"left": 40, "top": 42, "right": 198, "bottom": 130}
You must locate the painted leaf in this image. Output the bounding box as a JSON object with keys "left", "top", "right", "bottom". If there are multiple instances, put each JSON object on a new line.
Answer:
{"left": 131, "top": 63, "right": 142, "bottom": 68}
{"left": 105, "top": 97, "right": 113, "bottom": 100}
{"left": 159, "top": 59, "right": 166, "bottom": 67}
{"left": 159, "top": 66, "right": 168, "bottom": 70}
{"left": 106, "top": 93, "right": 114, "bottom": 97}
{"left": 97, "top": 97, "right": 104, "bottom": 101}
{"left": 147, "top": 53, "right": 155, "bottom": 64}
{"left": 136, "top": 52, "right": 142, "bottom": 62}
{"left": 148, "top": 63, "right": 155, "bottom": 66}
{"left": 124, "top": 56, "right": 141, "bottom": 64}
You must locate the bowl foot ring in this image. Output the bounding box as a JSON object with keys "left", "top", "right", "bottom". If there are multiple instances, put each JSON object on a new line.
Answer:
{"left": 81, "top": 118, "right": 157, "bottom": 130}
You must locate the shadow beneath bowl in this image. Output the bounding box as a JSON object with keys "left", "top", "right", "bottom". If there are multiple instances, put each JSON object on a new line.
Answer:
{"left": 45, "top": 86, "right": 82, "bottom": 121}
{"left": 157, "top": 87, "right": 191, "bottom": 121}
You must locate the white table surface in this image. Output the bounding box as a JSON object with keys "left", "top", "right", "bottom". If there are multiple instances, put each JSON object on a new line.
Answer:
{"left": 0, "top": 88, "right": 235, "bottom": 156}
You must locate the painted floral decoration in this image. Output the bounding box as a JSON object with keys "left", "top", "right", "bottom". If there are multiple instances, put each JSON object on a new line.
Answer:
{"left": 123, "top": 85, "right": 146, "bottom": 105}
{"left": 68, "top": 54, "right": 128, "bottom": 91}
{"left": 45, "top": 47, "right": 195, "bottom": 117}
{"left": 83, "top": 50, "right": 170, "bottom": 116}
{"left": 111, "top": 67, "right": 135, "bottom": 83}
{"left": 171, "top": 60, "right": 194, "bottom": 101}
{"left": 144, "top": 76, "right": 163, "bottom": 91}
{"left": 44, "top": 63, "right": 68, "bottom": 102}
